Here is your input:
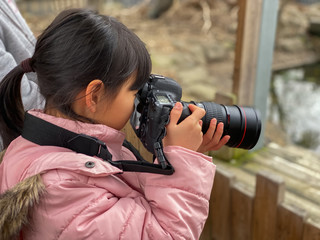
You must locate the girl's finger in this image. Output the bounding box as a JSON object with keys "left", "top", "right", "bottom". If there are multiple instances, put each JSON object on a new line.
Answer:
{"left": 202, "top": 118, "right": 217, "bottom": 144}
{"left": 188, "top": 104, "right": 206, "bottom": 122}
{"left": 210, "top": 135, "right": 230, "bottom": 151}
{"left": 168, "top": 102, "right": 183, "bottom": 126}
{"left": 211, "top": 122, "right": 224, "bottom": 144}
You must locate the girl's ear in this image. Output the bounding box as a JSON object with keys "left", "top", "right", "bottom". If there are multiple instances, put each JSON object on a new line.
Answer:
{"left": 85, "top": 79, "right": 105, "bottom": 113}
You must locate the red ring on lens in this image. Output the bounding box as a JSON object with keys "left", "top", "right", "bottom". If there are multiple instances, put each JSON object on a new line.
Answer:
{"left": 235, "top": 107, "right": 247, "bottom": 148}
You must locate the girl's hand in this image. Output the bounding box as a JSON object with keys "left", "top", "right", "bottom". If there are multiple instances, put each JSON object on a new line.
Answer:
{"left": 163, "top": 102, "right": 205, "bottom": 152}
{"left": 197, "top": 119, "right": 230, "bottom": 153}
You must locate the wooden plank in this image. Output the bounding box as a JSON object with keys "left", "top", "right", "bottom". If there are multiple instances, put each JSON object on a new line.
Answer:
{"left": 214, "top": 159, "right": 320, "bottom": 238}
{"left": 241, "top": 159, "right": 320, "bottom": 206}
{"left": 273, "top": 51, "right": 320, "bottom": 72}
{"left": 233, "top": 0, "right": 279, "bottom": 149}
{"left": 216, "top": 157, "right": 320, "bottom": 224}
{"left": 211, "top": 168, "right": 235, "bottom": 240}
{"left": 303, "top": 218, "right": 320, "bottom": 240}
{"left": 252, "top": 171, "right": 285, "bottom": 240}
{"left": 230, "top": 182, "right": 254, "bottom": 240}
{"left": 253, "top": 153, "right": 320, "bottom": 190}
{"left": 266, "top": 143, "right": 320, "bottom": 174}
{"left": 276, "top": 203, "right": 307, "bottom": 240}
{"left": 232, "top": 0, "right": 263, "bottom": 106}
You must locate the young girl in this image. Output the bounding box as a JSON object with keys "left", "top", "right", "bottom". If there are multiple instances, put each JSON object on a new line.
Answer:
{"left": 0, "top": 9, "right": 229, "bottom": 240}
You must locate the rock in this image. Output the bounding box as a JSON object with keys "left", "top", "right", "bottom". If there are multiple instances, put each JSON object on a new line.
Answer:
{"left": 277, "top": 37, "right": 307, "bottom": 52}
{"left": 225, "top": 0, "right": 238, "bottom": 8}
{"left": 172, "top": 40, "right": 207, "bottom": 66}
{"left": 177, "top": 66, "right": 217, "bottom": 101}
{"left": 305, "top": 3, "right": 320, "bottom": 19}
{"left": 280, "top": 4, "right": 309, "bottom": 37}
{"left": 265, "top": 122, "right": 288, "bottom": 146}
{"left": 309, "top": 18, "right": 320, "bottom": 36}
{"left": 183, "top": 84, "right": 216, "bottom": 101}
{"left": 202, "top": 42, "right": 229, "bottom": 63}
{"left": 147, "top": 0, "right": 173, "bottom": 19}
{"left": 151, "top": 53, "right": 175, "bottom": 68}
{"left": 178, "top": 66, "right": 210, "bottom": 85}
{"left": 178, "top": 68, "right": 215, "bottom": 100}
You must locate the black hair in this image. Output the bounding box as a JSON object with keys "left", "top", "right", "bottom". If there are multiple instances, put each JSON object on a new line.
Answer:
{"left": 0, "top": 9, "right": 152, "bottom": 148}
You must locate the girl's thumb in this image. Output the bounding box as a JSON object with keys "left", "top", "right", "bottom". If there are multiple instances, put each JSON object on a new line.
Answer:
{"left": 169, "top": 102, "right": 183, "bottom": 125}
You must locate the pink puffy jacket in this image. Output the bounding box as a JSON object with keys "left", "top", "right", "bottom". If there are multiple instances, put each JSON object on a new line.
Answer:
{"left": 0, "top": 110, "right": 216, "bottom": 240}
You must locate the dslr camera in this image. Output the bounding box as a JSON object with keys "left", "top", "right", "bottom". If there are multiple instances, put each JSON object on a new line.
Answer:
{"left": 130, "top": 74, "right": 261, "bottom": 157}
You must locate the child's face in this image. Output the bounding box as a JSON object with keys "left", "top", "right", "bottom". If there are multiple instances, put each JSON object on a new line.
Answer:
{"left": 98, "top": 75, "right": 138, "bottom": 130}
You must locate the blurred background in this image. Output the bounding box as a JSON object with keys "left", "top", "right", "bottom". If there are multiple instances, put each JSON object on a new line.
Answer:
{"left": 16, "top": 0, "right": 320, "bottom": 154}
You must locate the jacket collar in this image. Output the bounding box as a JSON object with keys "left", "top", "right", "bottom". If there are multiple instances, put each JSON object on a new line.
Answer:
{"left": 28, "top": 110, "right": 126, "bottom": 159}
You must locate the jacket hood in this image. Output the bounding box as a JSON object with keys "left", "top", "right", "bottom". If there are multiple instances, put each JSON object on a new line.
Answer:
{"left": 0, "top": 149, "right": 45, "bottom": 240}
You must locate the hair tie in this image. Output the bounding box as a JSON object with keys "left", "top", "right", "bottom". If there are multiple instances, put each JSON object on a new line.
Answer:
{"left": 20, "top": 58, "right": 35, "bottom": 73}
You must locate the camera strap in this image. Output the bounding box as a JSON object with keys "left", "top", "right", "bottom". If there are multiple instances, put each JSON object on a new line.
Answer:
{"left": 21, "top": 113, "right": 174, "bottom": 175}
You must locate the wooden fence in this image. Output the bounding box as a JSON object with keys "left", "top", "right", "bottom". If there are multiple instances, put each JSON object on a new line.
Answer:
{"left": 200, "top": 168, "right": 320, "bottom": 240}
{"left": 122, "top": 124, "right": 320, "bottom": 240}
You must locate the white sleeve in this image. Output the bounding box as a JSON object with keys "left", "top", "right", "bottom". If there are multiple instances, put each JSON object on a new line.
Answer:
{"left": 0, "top": 39, "right": 44, "bottom": 110}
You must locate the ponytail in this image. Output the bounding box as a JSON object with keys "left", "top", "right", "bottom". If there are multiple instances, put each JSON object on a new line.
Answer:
{"left": 0, "top": 61, "right": 30, "bottom": 148}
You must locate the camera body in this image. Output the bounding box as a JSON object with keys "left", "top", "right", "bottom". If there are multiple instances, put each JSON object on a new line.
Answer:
{"left": 130, "top": 74, "right": 261, "bottom": 156}
{"left": 130, "top": 75, "right": 181, "bottom": 154}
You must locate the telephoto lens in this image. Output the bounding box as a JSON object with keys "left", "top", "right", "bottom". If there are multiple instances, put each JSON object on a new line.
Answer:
{"left": 179, "top": 102, "right": 261, "bottom": 149}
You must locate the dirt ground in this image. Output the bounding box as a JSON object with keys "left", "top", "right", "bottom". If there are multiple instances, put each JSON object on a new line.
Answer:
{"left": 22, "top": 0, "right": 320, "bottom": 87}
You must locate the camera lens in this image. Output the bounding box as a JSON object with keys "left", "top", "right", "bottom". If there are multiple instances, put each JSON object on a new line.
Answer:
{"left": 200, "top": 102, "right": 261, "bottom": 149}
{"left": 180, "top": 102, "right": 261, "bottom": 149}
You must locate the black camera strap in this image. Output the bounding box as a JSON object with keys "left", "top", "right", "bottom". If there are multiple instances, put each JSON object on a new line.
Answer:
{"left": 21, "top": 113, "right": 174, "bottom": 175}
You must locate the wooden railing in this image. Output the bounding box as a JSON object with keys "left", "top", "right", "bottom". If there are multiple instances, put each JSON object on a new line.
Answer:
{"left": 123, "top": 124, "right": 320, "bottom": 239}
{"left": 200, "top": 168, "right": 320, "bottom": 240}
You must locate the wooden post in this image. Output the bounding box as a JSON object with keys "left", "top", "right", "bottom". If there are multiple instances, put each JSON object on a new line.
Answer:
{"left": 252, "top": 171, "right": 285, "bottom": 240}
{"left": 233, "top": 0, "right": 263, "bottom": 106}
{"left": 303, "top": 219, "right": 320, "bottom": 240}
{"left": 211, "top": 168, "right": 235, "bottom": 240}
{"left": 233, "top": 0, "right": 279, "bottom": 149}
{"left": 277, "top": 203, "right": 307, "bottom": 240}
{"left": 230, "top": 182, "right": 254, "bottom": 240}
